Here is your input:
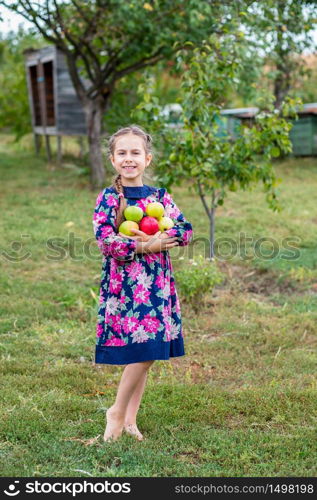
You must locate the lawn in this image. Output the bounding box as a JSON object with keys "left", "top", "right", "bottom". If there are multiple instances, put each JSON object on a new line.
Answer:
{"left": 0, "top": 134, "right": 316, "bottom": 477}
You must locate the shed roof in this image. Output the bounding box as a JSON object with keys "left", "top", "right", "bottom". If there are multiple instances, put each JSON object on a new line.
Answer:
{"left": 221, "top": 102, "right": 317, "bottom": 118}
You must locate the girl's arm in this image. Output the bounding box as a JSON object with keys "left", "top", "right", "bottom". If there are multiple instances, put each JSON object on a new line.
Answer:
{"left": 93, "top": 189, "right": 137, "bottom": 262}
{"left": 159, "top": 188, "right": 193, "bottom": 246}
{"left": 134, "top": 234, "right": 179, "bottom": 254}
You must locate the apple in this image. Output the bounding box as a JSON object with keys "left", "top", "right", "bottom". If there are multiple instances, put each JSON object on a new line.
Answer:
{"left": 145, "top": 202, "right": 164, "bottom": 219}
{"left": 139, "top": 216, "right": 160, "bottom": 235}
{"left": 118, "top": 220, "right": 139, "bottom": 236}
{"left": 124, "top": 205, "right": 144, "bottom": 222}
{"left": 157, "top": 216, "right": 174, "bottom": 231}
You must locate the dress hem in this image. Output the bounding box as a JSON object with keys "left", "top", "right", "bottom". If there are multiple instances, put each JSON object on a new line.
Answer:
{"left": 95, "top": 338, "right": 185, "bottom": 365}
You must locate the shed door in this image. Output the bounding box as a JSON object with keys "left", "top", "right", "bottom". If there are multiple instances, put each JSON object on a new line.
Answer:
{"left": 29, "top": 65, "right": 41, "bottom": 126}
{"left": 43, "top": 61, "right": 55, "bottom": 126}
{"left": 28, "top": 61, "right": 55, "bottom": 127}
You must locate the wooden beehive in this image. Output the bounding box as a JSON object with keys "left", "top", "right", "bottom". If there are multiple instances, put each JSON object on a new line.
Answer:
{"left": 24, "top": 45, "right": 87, "bottom": 137}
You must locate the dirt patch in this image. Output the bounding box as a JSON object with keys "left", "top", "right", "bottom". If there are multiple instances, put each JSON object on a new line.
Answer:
{"left": 215, "top": 262, "right": 304, "bottom": 297}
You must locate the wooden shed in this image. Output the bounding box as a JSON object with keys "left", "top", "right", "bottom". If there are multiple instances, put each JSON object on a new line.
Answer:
{"left": 24, "top": 45, "right": 87, "bottom": 158}
{"left": 221, "top": 104, "right": 317, "bottom": 156}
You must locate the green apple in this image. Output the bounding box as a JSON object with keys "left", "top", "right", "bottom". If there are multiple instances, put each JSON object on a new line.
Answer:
{"left": 124, "top": 205, "right": 144, "bottom": 222}
{"left": 157, "top": 216, "right": 174, "bottom": 231}
{"left": 118, "top": 220, "right": 139, "bottom": 236}
{"left": 145, "top": 202, "right": 164, "bottom": 219}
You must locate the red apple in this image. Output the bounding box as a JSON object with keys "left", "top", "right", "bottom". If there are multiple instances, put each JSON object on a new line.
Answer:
{"left": 139, "top": 216, "right": 159, "bottom": 235}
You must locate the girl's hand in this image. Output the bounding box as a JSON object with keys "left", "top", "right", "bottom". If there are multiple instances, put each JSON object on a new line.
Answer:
{"left": 126, "top": 228, "right": 152, "bottom": 242}
{"left": 136, "top": 231, "right": 179, "bottom": 254}
{"left": 129, "top": 229, "right": 171, "bottom": 241}
{"left": 118, "top": 230, "right": 143, "bottom": 242}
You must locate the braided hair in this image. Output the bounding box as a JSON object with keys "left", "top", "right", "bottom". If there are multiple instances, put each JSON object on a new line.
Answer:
{"left": 107, "top": 125, "right": 153, "bottom": 230}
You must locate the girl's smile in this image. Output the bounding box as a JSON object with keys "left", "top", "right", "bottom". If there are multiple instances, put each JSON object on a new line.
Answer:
{"left": 110, "top": 133, "right": 152, "bottom": 186}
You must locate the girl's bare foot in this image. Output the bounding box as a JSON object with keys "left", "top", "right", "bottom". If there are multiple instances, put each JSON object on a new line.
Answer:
{"left": 123, "top": 423, "right": 144, "bottom": 441}
{"left": 103, "top": 406, "right": 125, "bottom": 442}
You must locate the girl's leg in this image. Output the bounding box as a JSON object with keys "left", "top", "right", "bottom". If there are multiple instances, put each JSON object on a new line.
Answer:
{"left": 104, "top": 360, "right": 154, "bottom": 441}
{"left": 124, "top": 369, "right": 149, "bottom": 426}
{"left": 123, "top": 364, "right": 154, "bottom": 440}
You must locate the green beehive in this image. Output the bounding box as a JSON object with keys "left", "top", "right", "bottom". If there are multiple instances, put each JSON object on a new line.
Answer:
{"left": 289, "top": 113, "right": 317, "bottom": 156}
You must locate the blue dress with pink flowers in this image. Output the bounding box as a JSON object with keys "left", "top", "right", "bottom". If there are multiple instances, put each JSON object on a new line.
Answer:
{"left": 92, "top": 184, "right": 193, "bottom": 365}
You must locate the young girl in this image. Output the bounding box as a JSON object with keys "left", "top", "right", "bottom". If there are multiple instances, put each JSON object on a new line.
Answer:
{"left": 93, "top": 124, "right": 193, "bottom": 442}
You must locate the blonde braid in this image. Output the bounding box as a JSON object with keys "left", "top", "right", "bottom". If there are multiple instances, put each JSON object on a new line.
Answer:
{"left": 113, "top": 174, "right": 127, "bottom": 230}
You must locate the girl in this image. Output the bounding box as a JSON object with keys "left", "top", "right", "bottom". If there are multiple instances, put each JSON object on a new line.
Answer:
{"left": 93, "top": 124, "right": 193, "bottom": 442}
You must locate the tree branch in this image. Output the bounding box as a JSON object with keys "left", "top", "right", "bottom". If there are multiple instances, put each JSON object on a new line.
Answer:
{"left": 110, "top": 45, "right": 166, "bottom": 83}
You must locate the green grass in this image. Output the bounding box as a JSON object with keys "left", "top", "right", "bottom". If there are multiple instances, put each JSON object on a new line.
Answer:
{"left": 0, "top": 134, "right": 317, "bottom": 477}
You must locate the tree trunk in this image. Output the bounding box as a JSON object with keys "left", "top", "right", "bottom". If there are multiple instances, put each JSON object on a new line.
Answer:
{"left": 209, "top": 190, "right": 216, "bottom": 260}
{"left": 273, "top": 64, "right": 290, "bottom": 110}
{"left": 84, "top": 98, "right": 106, "bottom": 189}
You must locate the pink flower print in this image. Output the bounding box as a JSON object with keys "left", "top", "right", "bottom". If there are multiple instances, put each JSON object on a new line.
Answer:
{"left": 140, "top": 315, "right": 160, "bottom": 334}
{"left": 111, "top": 314, "right": 122, "bottom": 333}
{"left": 106, "top": 194, "right": 119, "bottom": 208}
{"left": 170, "top": 279, "right": 176, "bottom": 296}
{"left": 133, "top": 284, "right": 151, "bottom": 304}
{"left": 170, "top": 320, "right": 180, "bottom": 340}
{"left": 94, "top": 211, "right": 108, "bottom": 224}
{"left": 110, "top": 240, "right": 132, "bottom": 258}
{"left": 101, "top": 226, "right": 113, "bottom": 238}
{"left": 131, "top": 325, "right": 149, "bottom": 343}
{"left": 96, "top": 323, "right": 103, "bottom": 337}
{"left": 135, "top": 200, "right": 147, "bottom": 211}
{"left": 144, "top": 253, "right": 159, "bottom": 264}
{"left": 155, "top": 270, "right": 165, "bottom": 289}
{"left": 99, "top": 289, "right": 105, "bottom": 304}
{"left": 96, "top": 191, "right": 103, "bottom": 206}
{"left": 162, "top": 280, "right": 170, "bottom": 300}
{"left": 137, "top": 271, "right": 152, "bottom": 289}
{"left": 120, "top": 295, "right": 126, "bottom": 304}
{"left": 182, "top": 229, "right": 193, "bottom": 244}
{"left": 162, "top": 304, "right": 171, "bottom": 324}
{"left": 162, "top": 191, "right": 173, "bottom": 205}
{"left": 105, "top": 296, "right": 121, "bottom": 315}
{"left": 164, "top": 320, "right": 171, "bottom": 341}
{"left": 109, "top": 272, "right": 123, "bottom": 294}
{"left": 165, "top": 228, "right": 177, "bottom": 237}
{"left": 169, "top": 206, "right": 181, "bottom": 218}
{"left": 175, "top": 294, "right": 181, "bottom": 314}
{"left": 105, "top": 311, "right": 112, "bottom": 323}
{"left": 104, "top": 336, "right": 126, "bottom": 346}
{"left": 122, "top": 316, "right": 140, "bottom": 334}
{"left": 126, "top": 261, "right": 143, "bottom": 280}
{"left": 97, "top": 239, "right": 107, "bottom": 254}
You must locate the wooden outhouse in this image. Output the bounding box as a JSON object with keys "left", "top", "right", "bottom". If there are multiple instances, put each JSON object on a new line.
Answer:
{"left": 24, "top": 45, "right": 87, "bottom": 159}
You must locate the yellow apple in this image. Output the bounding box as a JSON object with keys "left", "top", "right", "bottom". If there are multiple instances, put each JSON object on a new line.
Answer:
{"left": 145, "top": 202, "right": 165, "bottom": 218}
{"left": 118, "top": 220, "right": 139, "bottom": 236}
{"left": 157, "top": 216, "right": 174, "bottom": 231}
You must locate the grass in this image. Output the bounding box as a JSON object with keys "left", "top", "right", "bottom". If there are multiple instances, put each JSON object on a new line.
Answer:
{"left": 0, "top": 133, "right": 317, "bottom": 477}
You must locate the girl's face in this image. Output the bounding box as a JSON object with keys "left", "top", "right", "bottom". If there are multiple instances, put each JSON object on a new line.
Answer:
{"left": 110, "top": 133, "right": 152, "bottom": 186}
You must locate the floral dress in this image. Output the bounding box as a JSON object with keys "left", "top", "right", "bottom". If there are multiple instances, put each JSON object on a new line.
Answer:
{"left": 92, "top": 184, "right": 193, "bottom": 365}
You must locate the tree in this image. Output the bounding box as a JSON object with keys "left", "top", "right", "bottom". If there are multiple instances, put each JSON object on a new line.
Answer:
{"left": 0, "top": 28, "right": 44, "bottom": 139}
{"left": 132, "top": 34, "right": 298, "bottom": 259}
{"left": 246, "top": 0, "right": 317, "bottom": 109}
{"left": 0, "top": 0, "right": 236, "bottom": 188}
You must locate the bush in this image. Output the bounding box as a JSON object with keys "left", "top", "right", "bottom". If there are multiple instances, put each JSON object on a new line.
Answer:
{"left": 174, "top": 254, "right": 224, "bottom": 311}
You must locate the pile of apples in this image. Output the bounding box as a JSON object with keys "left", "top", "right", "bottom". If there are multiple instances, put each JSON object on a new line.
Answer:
{"left": 118, "top": 202, "right": 174, "bottom": 236}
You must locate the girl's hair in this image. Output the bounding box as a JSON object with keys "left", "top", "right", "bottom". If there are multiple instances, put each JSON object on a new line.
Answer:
{"left": 107, "top": 125, "right": 153, "bottom": 230}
